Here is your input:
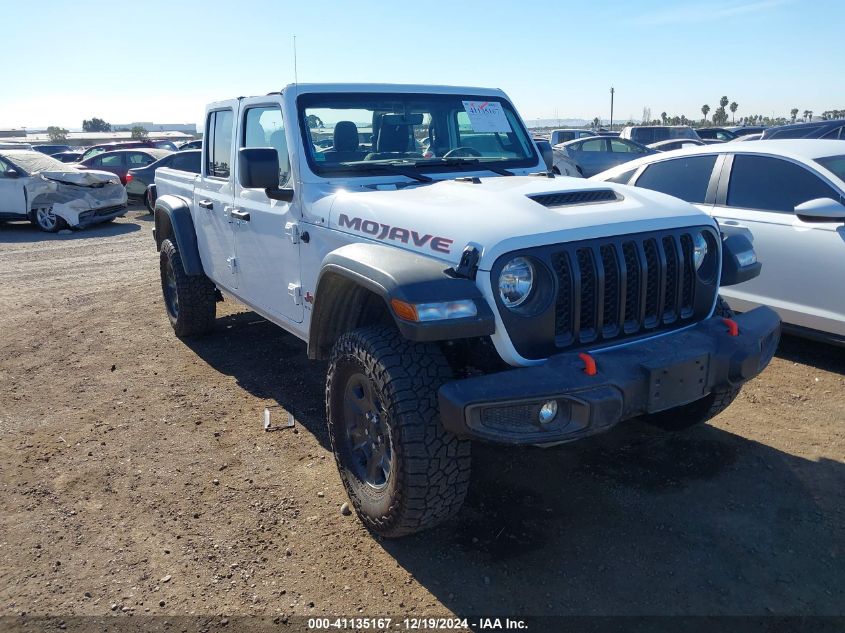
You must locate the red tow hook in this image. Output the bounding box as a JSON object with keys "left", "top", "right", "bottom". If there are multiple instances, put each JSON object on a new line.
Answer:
{"left": 578, "top": 352, "right": 598, "bottom": 376}
{"left": 722, "top": 318, "right": 739, "bottom": 337}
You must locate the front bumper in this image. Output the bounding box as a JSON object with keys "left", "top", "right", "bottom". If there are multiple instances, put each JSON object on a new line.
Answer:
{"left": 77, "top": 204, "right": 127, "bottom": 227}
{"left": 438, "top": 306, "right": 781, "bottom": 445}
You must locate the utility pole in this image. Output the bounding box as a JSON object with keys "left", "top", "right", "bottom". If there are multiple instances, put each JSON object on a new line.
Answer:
{"left": 609, "top": 86, "right": 615, "bottom": 130}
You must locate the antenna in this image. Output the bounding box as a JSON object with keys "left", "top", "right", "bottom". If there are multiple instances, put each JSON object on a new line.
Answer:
{"left": 293, "top": 35, "right": 298, "bottom": 86}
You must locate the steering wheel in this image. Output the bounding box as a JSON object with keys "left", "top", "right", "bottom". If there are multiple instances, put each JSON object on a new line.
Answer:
{"left": 443, "top": 147, "right": 482, "bottom": 158}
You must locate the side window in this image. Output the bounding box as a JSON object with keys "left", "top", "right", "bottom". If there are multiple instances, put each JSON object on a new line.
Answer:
{"left": 821, "top": 126, "right": 845, "bottom": 140}
{"left": 127, "top": 152, "right": 153, "bottom": 166}
{"left": 241, "top": 106, "right": 291, "bottom": 185}
{"left": 171, "top": 152, "right": 201, "bottom": 173}
{"left": 634, "top": 155, "right": 717, "bottom": 204}
{"left": 727, "top": 155, "right": 839, "bottom": 212}
{"left": 100, "top": 154, "right": 123, "bottom": 167}
{"left": 0, "top": 156, "right": 12, "bottom": 176}
{"left": 581, "top": 139, "right": 606, "bottom": 152}
{"left": 206, "top": 109, "right": 233, "bottom": 179}
{"left": 610, "top": 139, "right": 642, "bottom": 153}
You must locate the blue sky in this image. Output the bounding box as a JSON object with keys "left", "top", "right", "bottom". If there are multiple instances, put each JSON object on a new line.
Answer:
{"left": 1, "top": 0, "right": 842, "bottom": 129}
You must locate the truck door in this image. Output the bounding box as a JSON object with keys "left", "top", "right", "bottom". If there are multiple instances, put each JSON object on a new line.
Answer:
{"left": 231, "top": 99, "right": 303, "bottom": 323}
{"left": 193, "top": 105, "right": 237, "bottom": 288}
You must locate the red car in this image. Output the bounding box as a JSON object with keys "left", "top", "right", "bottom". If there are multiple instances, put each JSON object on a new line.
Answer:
{"left": 76, "top": 148, "right": 173, "bottom": 185}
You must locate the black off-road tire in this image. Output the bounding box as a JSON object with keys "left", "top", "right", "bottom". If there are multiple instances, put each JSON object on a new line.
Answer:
{"left": 326, "top": 326, "right": 471, "bottom": 538}
{"left": 159, "top": 238, "right": 216, "bottom": 337}
{"left": 642, "top": 296, "right": 741, "bottom": 431}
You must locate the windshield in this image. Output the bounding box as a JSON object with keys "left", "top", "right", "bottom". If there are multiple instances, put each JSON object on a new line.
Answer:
{"left": 3, "top": 151, "right": 70, "bottom": 174}
{"left": 298, "top": 92, "right": 537, "bottom": 177}
{"left": 816, "top": 155, "right": 845, "bottom": 184}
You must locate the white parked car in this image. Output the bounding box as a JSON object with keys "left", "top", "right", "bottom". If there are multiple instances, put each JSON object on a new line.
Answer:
{"left": 0, "top": 150, "right": 127, "bottom": 232}
{"left": 592, "top": 140, "right": 845, "bottom": 344}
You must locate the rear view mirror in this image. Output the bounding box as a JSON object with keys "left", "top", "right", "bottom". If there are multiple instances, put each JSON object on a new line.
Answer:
{"left": 4, "top": 168, "right": 19, "bottom": 179}
{"left": 382, "top": 113, "right": 424, "bottom": 126}
{"left": 535, "top": 140, "right": 554, "bottom": 172}
{"left": 238, "top": 147, "right": 293, "bottom": 202}
{"left": 794, "top": 197, "right": 845, "bottom": 222}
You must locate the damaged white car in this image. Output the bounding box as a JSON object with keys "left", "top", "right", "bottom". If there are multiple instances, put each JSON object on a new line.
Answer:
{"left": 0, "top": 150, "right": 127, "bottom": 232}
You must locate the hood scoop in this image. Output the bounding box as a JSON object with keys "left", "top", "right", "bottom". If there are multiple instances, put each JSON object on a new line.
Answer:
{"left": 528, "top": 189, "right": 621, "bottom": 208}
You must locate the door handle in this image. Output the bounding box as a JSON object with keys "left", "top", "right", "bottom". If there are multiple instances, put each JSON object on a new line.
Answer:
{"left": 231, "top": 210, "right": 251, "bottom": 222}
{"left": 198, "top": 199, "right": 214, "bottom": 210}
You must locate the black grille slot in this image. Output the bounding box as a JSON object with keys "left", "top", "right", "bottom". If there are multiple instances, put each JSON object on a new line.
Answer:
{"left": 529, "top": 189, "right": 619, "bottom": 208}
{"left": 551, "top": 252, "right": 573, "bottom": 346}
{"left": 643, "top": 239, "right": 660, "bottom": 327}
{"left": 600, "top": 244, "right": 620, "bottom": 335}
{"left": 539, "top": 228, "right": 711, "bottom": 353}
{"left": 662, "top": 236, "right": 679, "bottom": 322}
{"left": 680, "top": 234, "right": 695, "bottom": 316}
{"left": 576, "top": 248, "right": 597, "bottom": 341}
{"left": 622, "top": 241, "right": 641, "bottom": 330}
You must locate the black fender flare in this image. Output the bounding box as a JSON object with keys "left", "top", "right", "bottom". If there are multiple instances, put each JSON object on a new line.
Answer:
{"left": 153, "top": 194, "right": 204, "bottom": 276}
{"left": 309, "top": 243, "right": 495, "bottom": 357}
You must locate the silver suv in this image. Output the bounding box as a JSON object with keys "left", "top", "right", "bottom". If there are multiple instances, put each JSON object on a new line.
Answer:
{"left": 621, "top": 125, "right": 700, "bottom": 145}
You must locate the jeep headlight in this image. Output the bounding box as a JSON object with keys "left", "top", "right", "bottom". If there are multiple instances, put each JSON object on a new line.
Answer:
{"left": 692, "top": 231, "right": 709, "bottom": 271}
{"left": 498, "top": 257, "right": 534, "bottom": 308}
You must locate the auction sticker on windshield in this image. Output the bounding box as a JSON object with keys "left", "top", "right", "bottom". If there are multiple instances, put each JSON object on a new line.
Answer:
{"left": 462, "top": 101, "right": 511, "bottom": 133}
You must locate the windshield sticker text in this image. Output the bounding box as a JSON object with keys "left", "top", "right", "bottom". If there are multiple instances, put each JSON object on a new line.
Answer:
{"left": 338, "top": 214, "right": 453, "bottom": 253}
{"left": 462, "top": 100, "right": 511, "bottom": 133}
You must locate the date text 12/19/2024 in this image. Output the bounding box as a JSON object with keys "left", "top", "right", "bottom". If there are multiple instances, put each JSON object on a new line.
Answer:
{"left": 307, "top": 617, "right": 528, "bottom": 630}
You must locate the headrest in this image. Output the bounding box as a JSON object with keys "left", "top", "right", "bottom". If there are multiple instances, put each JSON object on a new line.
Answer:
{"left": 377, "top": 123, "right": 412, "bottom": 152}
{"left": 333, "top": 121, "right": 359, "bottom": 152}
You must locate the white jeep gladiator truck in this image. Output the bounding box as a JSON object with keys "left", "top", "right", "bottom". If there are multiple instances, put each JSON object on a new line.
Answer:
{"left": 152, "top": 83, "right": 780, "bottom": 537}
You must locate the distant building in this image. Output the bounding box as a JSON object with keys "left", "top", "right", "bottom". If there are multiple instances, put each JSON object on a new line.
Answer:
{"left": 0, "top": 128, "right": 26, "bottom": 139}
{"left": 113, "top": 122, "right": 197, "bottom": 134}
{"left": 0, "top": 130, "right": 197, "bottom": 147}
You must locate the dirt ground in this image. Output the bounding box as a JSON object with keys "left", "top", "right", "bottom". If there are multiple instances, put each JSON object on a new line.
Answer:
{"left": 1, "top": 206, "right": 843, "bottom": 629}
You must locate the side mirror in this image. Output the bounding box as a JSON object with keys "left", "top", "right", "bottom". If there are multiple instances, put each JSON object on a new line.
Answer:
{"left": 794, "top": 197, "right": 845, "bottom": 222}
{"left": 720, "top": 233, "right": 762, "bottom": 286}
{"left": 4, "top": 168, "right": 19, "bottom": 179}
{"left": 238, "top": 147, "right": 293, "bottom": 202}
{"left": 535, "top": 139, "right": 554, "bottom": 173}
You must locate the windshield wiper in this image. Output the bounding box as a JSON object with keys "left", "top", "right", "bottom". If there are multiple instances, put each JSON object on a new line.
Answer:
{"left": 342, "top": 163, "right": 432, "bottom": 183}
{"left": 415, "top": 158, "right": 514, "bottom": 176}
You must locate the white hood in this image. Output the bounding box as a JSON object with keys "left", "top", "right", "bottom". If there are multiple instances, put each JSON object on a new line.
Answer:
{"left": 40, "top": 169, "right": 120, "bottom": 186}
{"left": 326, "top": 175, "right": 715, "bottom": 269}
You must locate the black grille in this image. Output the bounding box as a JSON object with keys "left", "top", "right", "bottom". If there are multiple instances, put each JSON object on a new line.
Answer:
{"left": 550, "top": 229, "right": 706, "bottom": 348}
{"left": 529, "top": 189, "right": 619, "bottom": 208}
{"left": 551, "top": 252, "right": 573, "bottom": 345}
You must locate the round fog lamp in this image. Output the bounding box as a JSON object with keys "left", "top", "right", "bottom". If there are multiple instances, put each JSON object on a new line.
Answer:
{"left": 538, "top": 400, "right": 558, "bottom": 425}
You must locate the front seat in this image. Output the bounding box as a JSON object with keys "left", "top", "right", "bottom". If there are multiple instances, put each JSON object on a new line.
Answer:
{"left": 365, "top": 120, "right": 422, "bottom": 160}
{"left": 323, "top": 121, "right": 365, "bottom": 162}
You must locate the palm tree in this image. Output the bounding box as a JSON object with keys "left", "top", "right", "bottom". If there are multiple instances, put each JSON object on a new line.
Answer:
{"left": 660, "top": 111, "right": 667, "bottom": 125}
{"left": 720, "top": 96, "right": 729, "bottom": 110}
{"left": 592, "top": 116, "right": 601, "bottom": 128}
{"left": 803, "top": 109, "right": 811, "bottom": 122}
{"left": 729, "top": 102, "right": 738, "bottom": 123}
{"left": 790, "top": 108, "right": 799, "bottom": 123}
{"left": 807, "top": 110, "right": 813, "bottom": 122}
{"left": 701, "top": 104, "right": 710, "bottom": 123}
